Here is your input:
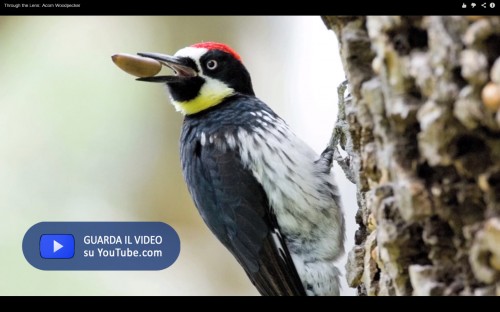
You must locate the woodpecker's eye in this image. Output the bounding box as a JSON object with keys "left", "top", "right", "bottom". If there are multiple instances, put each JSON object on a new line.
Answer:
{"left": 206, "top": 60, "right": 218, "bottom": 70}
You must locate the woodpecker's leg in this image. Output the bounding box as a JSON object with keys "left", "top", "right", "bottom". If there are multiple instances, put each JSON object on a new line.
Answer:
{"left": 327, "top": 80, "right": 356, "bottom": 184}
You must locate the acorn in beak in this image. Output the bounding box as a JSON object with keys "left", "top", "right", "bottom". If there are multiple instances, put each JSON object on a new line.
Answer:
{"left": 111, "top": 52, "right": 198, "bottom": 82}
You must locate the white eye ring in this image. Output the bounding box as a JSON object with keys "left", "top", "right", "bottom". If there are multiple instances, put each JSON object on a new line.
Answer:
{"left": 206, "top": 60, "right": 218, "bottom": 70}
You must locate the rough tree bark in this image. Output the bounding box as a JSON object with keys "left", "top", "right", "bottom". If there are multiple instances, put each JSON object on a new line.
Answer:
{"left": 322, "top": 16, "right": 500, "bottom": 296}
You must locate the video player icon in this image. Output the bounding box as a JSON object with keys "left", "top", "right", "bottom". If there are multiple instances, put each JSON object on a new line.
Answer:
{"left": 40, "top": 234, "right": 75, "bottom": 259}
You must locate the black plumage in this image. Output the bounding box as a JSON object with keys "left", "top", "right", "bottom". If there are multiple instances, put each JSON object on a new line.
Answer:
{"left": 180, "top": 95, "right": 306, "bottom": 296}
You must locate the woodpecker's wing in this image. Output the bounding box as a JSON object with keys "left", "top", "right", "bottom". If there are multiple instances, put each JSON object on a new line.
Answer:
{"left": 181, "top": 135, "right": 306, "bottom": 296}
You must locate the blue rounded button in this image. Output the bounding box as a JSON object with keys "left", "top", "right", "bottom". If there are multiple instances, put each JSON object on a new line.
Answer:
{"left": 23, "top": 222, "right": 180, "bottom": 270}
{"left": 40, "top": 234, "right": 75, "bottom": 259}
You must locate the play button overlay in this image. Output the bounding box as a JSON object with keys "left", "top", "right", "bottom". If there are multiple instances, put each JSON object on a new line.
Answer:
{"left": 40, "top": 234, "right": 75, "bottom": 259}
{"left": 53, "top": 240, "right": 63, "bottom": 253}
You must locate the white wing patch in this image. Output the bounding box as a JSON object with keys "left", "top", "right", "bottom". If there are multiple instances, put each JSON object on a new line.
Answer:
{"left": 235, "top": 115, "right": 344, "bottom": 259}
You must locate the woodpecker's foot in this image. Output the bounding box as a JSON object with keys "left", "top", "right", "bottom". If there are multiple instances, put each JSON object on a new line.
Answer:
{"left": 333, "top": 146, "right": 356, "bottom": 184}
{"left": 327, "top": 80, "right": 356, "bottom": 184}
{"left": 317, "top": 147, "right": 334, "bottom": 172}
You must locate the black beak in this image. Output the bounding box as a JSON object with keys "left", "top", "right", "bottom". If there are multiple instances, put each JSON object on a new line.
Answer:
{"left": 136, "top": 53, "right": 198, "bottom": 83}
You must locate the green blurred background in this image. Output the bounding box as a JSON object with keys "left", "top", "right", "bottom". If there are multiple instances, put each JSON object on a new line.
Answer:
{"left": 0, "top": 16, "right": 356, "bottom": 295}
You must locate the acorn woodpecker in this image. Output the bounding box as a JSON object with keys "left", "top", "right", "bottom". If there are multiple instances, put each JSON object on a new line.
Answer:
{"left": 137, "top": 42, "right": 345, "bottom": 296}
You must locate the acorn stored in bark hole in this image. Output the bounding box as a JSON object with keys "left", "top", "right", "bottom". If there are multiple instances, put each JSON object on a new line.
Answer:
{"left": 481, "top": 82, "right": 500, "bottom": 112}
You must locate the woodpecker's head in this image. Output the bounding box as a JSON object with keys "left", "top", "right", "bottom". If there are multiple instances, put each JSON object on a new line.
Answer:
{"left": 137, "top": 42, "right": 254, "bottom": 115}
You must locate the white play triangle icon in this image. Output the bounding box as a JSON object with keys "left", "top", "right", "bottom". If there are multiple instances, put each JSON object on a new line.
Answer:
{"left": 53, "top": 240, "right": 63, "bottom": 253}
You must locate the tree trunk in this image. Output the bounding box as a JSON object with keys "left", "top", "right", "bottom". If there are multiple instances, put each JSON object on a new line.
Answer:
{"left": 323, "top": 16, "right": 500, "bottom": 296}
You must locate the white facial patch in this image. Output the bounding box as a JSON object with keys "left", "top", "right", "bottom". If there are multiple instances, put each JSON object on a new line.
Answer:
{"left": 169, "top": 46, "right": 235, "bottom": 115}
{"left": 174, "top": 46, "right": 207, "bottom": 71}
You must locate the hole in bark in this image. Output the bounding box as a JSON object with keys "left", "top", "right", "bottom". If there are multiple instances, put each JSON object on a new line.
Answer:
{"left": 408, "top": 224, "right": 432, "bottom": 265}
{"left": 453, "top": 135, "right": 487, "bottom": 157}
{"left": 444, "top": 192, "right": 459, "bottom": 207}
{"left": 373, "top": 269, "right": 381, "bottom": 282}
{"left": 382, "top": 199, "right": 400, "bottom": 221}
{"left": 452, "top": 66, "right": 468, "bottom": 89}
{"left": 487, "top": 171, "right": 500, "bottom": 187}
{"left": 408, "top": 27, "right": 428, "bottom": 50}
{"left": 425, "top": 215, "right": 454, "bottom": 240}
{"left": 481, "top": 250, "right": 494, "bottom": 269}
{"left": 479, "top": 125, "right": 500, "bottom": 138}
{"left": 406, "top": 76, "right": 423, "bottom": 101}
{"left": 390, "top": 32, "right": 410, "bottom": 55}
{"left": 452, "top": 135, "right": 491, "bottom": 176}
{"left": 408, "top": 87, "right": 423, "bottom": 101}
{"left": 485, "top": 169, "right": 500, "bottom": 201}
{"left": 417, "top": 162, "right": 434, "bottom": 180}
{"left": 395, "top": 126, "right": 421, "bottom": 168}
{"left": 485, "top": 34, "right": 500, "bottom": 66}
{"left": 388, "top": 26, "right": 428, "bottom": 55}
